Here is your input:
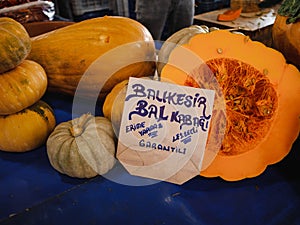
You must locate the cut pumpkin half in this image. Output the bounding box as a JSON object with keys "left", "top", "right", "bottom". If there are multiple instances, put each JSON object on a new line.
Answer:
{"left": 160, "top": 30, "right": 300, "bottom": 181}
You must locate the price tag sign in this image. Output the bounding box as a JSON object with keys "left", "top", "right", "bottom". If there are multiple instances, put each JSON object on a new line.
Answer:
{"left": 117, "top": 77, "right": 215, "bottom": 184}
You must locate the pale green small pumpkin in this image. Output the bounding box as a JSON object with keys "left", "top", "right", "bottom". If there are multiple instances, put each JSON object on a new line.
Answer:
{"left": 46, "top": 113, "right": 116, "bottom": 178}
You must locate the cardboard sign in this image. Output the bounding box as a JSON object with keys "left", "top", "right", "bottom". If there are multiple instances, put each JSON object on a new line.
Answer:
{"left": 117, "top": 77, "right": 215, "bottom": 184}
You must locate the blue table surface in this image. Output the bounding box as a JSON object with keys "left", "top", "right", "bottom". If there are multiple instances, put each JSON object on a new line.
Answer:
{"left": 0, "top": 92, "right": 299, "bottom": 225}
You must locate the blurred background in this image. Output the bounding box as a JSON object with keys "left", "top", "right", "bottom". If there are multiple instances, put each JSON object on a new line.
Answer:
{"left": 0, "top": 0, "right": 283, "bottom": 24}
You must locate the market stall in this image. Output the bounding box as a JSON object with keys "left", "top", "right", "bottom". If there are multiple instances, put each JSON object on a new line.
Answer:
{"left": 0, "top": 1, "right": 299, "bottom": 224}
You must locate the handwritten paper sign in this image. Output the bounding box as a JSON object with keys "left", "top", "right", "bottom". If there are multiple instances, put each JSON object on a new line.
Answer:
{"left": 117, "top": 77, "right": 215, "bottom": 184}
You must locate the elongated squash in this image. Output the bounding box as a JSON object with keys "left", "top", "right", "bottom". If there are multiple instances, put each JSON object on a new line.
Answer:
{"left": 27, "top": 16, "right": 156, "bottom": 101}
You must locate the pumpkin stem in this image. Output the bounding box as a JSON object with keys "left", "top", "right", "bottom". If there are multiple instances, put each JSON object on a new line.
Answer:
{"left": 69, "top": 113, "right": 93, "bottom": 137}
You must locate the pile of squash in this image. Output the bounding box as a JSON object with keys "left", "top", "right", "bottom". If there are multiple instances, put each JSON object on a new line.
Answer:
{"left": 0, "top": 17, "right": 56, "bottom": 152}
{"left": 26, "top": 16, "right": 157, "bottom": 178}
{"left": 0, "top": 15, "right": 156, "bottom": 177}
{"left": 0, "top": 15, "right": 157, "bottom": 178}
{"left": 1, "top": 11, "right": 299, "bottom": 182}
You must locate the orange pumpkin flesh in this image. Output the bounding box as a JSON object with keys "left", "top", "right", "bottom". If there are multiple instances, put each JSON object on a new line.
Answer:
{"left": 161, "top": 30, "right": 300, "bottom": 181}
{"left": 217, "top": 7, "right": 242, "bottom": 22}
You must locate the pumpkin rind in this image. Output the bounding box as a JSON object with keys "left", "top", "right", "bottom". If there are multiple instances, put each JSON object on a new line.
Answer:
{"left": 157, "top": 25, "right": 242, "bottom": 76}
{"left": 0, "top": 17, "right": 31, "bottom": 73}
{"left": 161, "top": 30, "right": 300, "bottom": 181}
{"left": 0, "top": 100, "right": 56, "bottom": 152}
{"left": 46, "top": 114, "right": 116, "bottom": 178}
{"left": 0, "top": 60, "right": 48, "bottom": 115}
{"left": 27, "top": 16, "right": 156, "bottom": 100}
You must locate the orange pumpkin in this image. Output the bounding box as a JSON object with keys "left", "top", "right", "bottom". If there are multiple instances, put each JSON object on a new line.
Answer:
{"left": 102, "top": 79, "right": 129, "bottom": 136}
{"left": 102, "top": 77, "right": 154, "bottom": 136}
{"left": 0, "top": 100, "right": 56, "bottom": 152}
{"left": 0, "top": 17, "right": 31, "bottom": 73}
{"left": 160, "top": 30, "right": 300, "bottom": 181}
{"left": 0, "top": 60, "right": 48, "bottom": 115}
